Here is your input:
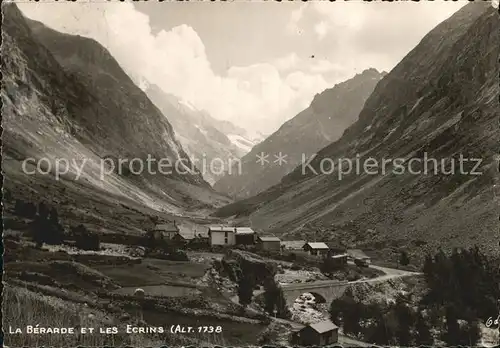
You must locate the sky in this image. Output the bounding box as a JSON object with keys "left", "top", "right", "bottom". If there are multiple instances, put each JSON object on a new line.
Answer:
{"left": 19, "top": 1, "right": 467, "bottom": 135}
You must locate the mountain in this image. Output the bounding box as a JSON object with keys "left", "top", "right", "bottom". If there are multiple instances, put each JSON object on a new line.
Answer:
{"left": 214, "top": 3, "right": 499, "bottom": 255}
{"left": 213, "top": 68, "right": 385, "bottom": 199}
{"left": 143, "top": 83, "right": 258, "bottom": 185}
{"left": 2, "top": 4, "right": 231, "bottom": 234}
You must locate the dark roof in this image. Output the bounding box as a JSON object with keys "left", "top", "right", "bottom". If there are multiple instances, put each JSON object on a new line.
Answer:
{"left": 153, "top": 223, "right": 179, "bottom": 232}
{"left": 347, "top": 249, "right": 370, "bottom": 259}
{"left": 305, "top": 320, "right": 338, "bottom": 334}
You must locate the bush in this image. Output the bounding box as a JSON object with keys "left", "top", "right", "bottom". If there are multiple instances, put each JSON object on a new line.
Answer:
{"left": 72, "top": 224, "right": 100, "bottom": 251}
{"left": 31, "top": 206, "right": 65, "bottom": 246}
{"left": 146, "top": 249, "right": 189, "bottom": 261}
{"left": 399, "top": 251, "right": 410, "bottom": 266}
{"left": 14, "top": 200, "right": 37, "bottom": 218}
{"left": 263, "top": 277, "right": 291, "bottom": 319}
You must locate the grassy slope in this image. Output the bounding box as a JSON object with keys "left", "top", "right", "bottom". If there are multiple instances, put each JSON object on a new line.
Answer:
{"left": 214, "top": 3, "right": 499, "bottom": 260}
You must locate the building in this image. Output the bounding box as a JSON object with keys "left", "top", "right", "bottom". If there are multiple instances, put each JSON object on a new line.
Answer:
{"left": 256, "top": 236, "right": 281, "bottom": 251}
{"left": 281, "top": 240, "right": 307, "bottom": 251}
{"left": 208, "top": 226, "right": 235, "bottom": 246}
{"left": 235, "top": 227, "right": 256, "bottom": 245}
{"left": 347, "top": 249, "right": 371, "bottom": 264}
{"left": 293, "top": 320, "right": 339, "bottom": 346}
{"left": 151, "top": 222, "right": 180, "bottom": 240}
{"left": 303, "top": 242, "right": 330, "bottom": 257}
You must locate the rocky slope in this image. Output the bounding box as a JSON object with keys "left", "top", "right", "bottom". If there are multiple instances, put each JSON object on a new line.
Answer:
{"left": 214, "top": 3, "right": 499, "bottom": 254}
{"left": 2, "top": 3, "right": 231, "bottom": 229}
{"left": 214, "top": 68, "right": 385, "bottom": 199}
{"left": 144, "top": 83, "right": 258, "bottom": 185}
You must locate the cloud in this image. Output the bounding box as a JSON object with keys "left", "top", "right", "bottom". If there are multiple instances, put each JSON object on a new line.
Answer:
{"left": 314, "top": 21, "right": 330, "bottom": 40}
{"left": 273, "top": 53, "right": 300, "bottom": 72}
{"left": 17, "top": 1, "right": 466, "bottom": 134}
{"left": 286, "top": 1, "right": 467, "bottom": 73}
{"left": 286, "top": 4, "right": 307, "bottom": 34}
{"left": 18, "top": 2, "right": 336, "bottom": 134}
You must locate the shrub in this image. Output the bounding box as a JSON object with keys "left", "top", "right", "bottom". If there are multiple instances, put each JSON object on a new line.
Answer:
{"left": 14, "top": 200, "right": 37, "bottom": 218}
{"left": 31, "top": 206, "right": 65, "bottom": 247}
{"left": 237, "top": 272, "right": 255, "bottom": 307}
{"left": 399, "top": 250, "right": 410, "bottom": 266}
{"left": 38, "top": 202, "right": 50, "bottom": 220}
{"left": 72, "top": 225, "right": 100, "bottom": 251}
{"left": 263, "top": 277, "right": 291, "bottom": 319}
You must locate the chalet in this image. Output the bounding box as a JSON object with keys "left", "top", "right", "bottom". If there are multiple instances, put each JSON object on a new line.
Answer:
{"left": 347, "top": 249, "right": 371, "bottom": 265}
{"left": 293, "top": 320, "right": 339, "bottom": 346}
{"left": 256, "top": 236, "right": 281, "bottom": 251}
{"left": 235, "top": 227, "right": 256, "bottom": 245}
{"left": 151, "top": 222, "right": 179, "bottom": 240}
{"left": 281, "top": 240, "right": 307, "bottom": 251}
{"left": 303, "top": 242, "right": 330, "bottom": 257}
{"left": 208, "top": 226, "right": 235, "bottom": 246}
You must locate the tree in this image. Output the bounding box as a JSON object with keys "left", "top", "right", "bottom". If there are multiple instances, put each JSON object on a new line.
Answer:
{"left": 263, "top": 277, "right": 291, "bottom": 319}
{"left": 275, "top": 286, "right": 291, "bottom": 319}
{"left": 342, "top": 301, "right": 362, "bottom": 337}
{"left": 49, "top": 208, "right": 59, "bottom": 225}
{"left": 320, "top": 255, "right": 342, "bottom": 275}
{"left": 442, "top": 305, "right": 460, "bottom": 346}
{"left": 415, "top": 312, "right": 433, "bottom": 346}
{"left": 399, "top": 250, "right": 410, "bottom": 266}
{"left": 366, "top": 311, "right": 393, "bottom": 345}
{"left": 38, "top": 202, "right": 50, "bottom": 219}
{"left": 237, "top": 271, "right": 255, "bottom": 307}
{"left": 458, "top": 319, "right": 480, "bottom": 346}
{"left": 14, "top": 200, "right": 37, "bottom": 218}
{"left": 393, "top": 298, "right": 413, "bottom": 346}
{"left": 31, "top": 205, "right": 64, "bottom": 247}
{"left": 73, "top": 224, "right": 100, "bottom": 251}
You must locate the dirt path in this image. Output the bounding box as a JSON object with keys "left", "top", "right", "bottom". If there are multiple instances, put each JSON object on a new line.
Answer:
{"left": 282, "top": 263, "right": 421, "bottom": 291}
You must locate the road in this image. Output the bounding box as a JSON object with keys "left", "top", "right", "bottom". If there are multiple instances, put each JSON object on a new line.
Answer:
{"left": 281, "top": 262, "right": 420, "bottom": 291}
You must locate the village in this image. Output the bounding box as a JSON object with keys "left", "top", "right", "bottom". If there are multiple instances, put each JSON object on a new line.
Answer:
{"left": 147, "top": 222, "right": 379, "bottom": 346}
{"left": 151, "top": 222, "right": 372, "bottom": 266}
{"left": 4, "top": 195, "right": 422, "bottom": 347}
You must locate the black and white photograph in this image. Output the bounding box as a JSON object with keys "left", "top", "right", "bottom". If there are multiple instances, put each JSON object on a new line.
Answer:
{"left": 1, "top": 0, "right": 499, "bottom": 347}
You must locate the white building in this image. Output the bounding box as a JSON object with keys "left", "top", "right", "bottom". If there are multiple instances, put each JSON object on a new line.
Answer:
{"left": 208, "top": 226, "right": 236, "bottom": 246}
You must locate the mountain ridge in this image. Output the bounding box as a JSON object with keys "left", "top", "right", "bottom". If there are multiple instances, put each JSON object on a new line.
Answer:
{"left": 144, "top": 83, "right": 259, "bottom": 185}
{"left": 2, "top": 3, "right": 231, "bottom": 233}
{"left": 213, "top": 2, "right": 498, "bottom": 256}
{"left": 214, "top": 68, "right": 385, "bottom": 199}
